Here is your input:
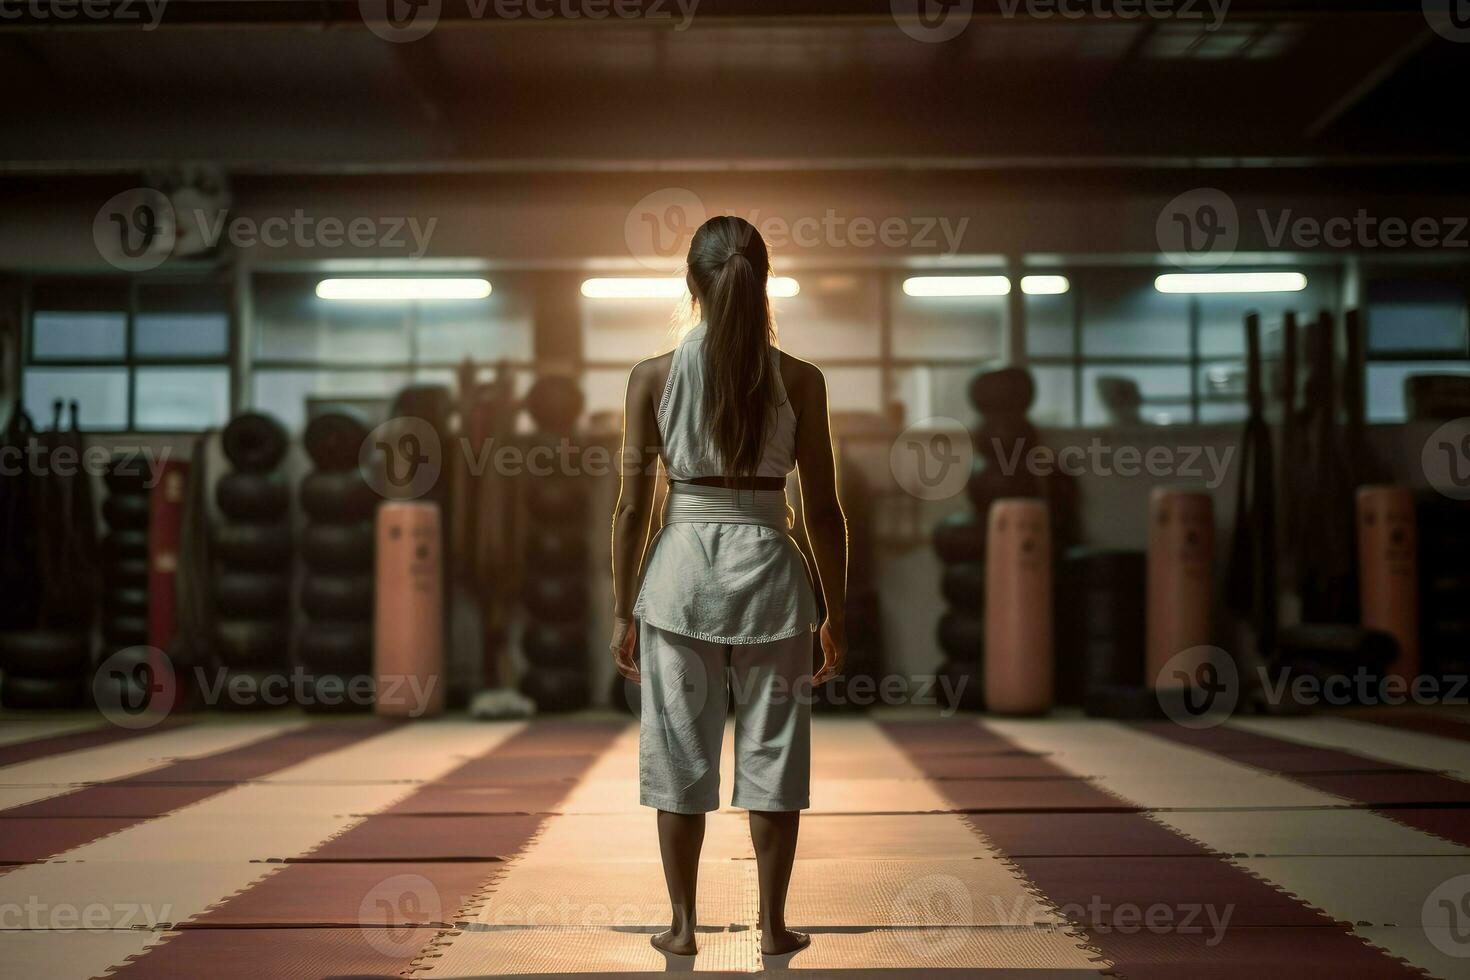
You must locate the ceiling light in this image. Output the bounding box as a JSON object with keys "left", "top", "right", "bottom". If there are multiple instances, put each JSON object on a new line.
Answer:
{"left": 902, "top": 276, "right": 1012, "bottom": 297}
{"left": 315, "top": 278, "right": 491, "bottom": 301}
{"left": 1020, "top": 275, "right": 1070, "bottom": 295}
{"left": 1154, "top": 272, "right": 1307, "bottom": 294}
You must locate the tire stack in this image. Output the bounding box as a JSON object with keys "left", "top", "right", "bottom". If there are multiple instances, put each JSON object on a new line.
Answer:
{"left": 518, "top": 375, "right": 591, "bottom": 713}
{"left": 931, "top": 369, "right": 1047, "bottom": 712}
{"left": 298, "top": 410, "right": 376, "bottom": 713}
{"left": 100, "top": 458, "right": 151, "bottom": 658}
{"left": 212, "top": 413, "right": 292, "bottom": 710}
{"left": 0, "top": 405, "right": 97, "bottom": 708}
{"left": 1060, "top": 548, "right": 1151, "bottom": 717}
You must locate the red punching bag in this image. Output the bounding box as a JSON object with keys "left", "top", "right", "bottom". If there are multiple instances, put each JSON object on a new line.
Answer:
{"left": 1147, "top": 489, "right": 1213, "bottom": 689}
{"left": 375, "top": 500, "right": 445, "bottom": 718}
{"left": 985, "top": 498, "right": 1053, "bottom": 715}
{"left": 1357, "top": 486, "right": 1418, "bottom": 681}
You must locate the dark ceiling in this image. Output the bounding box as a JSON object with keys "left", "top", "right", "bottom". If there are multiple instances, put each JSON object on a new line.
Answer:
{"left": 0, "top": 0, "right": 1463, "bottom": 177}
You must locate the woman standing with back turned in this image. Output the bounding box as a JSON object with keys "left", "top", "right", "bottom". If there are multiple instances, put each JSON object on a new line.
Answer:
{"left": 610, "top": 215, "right": 848, "bottom": 958}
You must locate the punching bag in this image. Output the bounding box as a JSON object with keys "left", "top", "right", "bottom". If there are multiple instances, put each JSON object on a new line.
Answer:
{"left": 374, "top": 500, "right": 445, "bottom": 718}
{"left": 984, "top": 498, "right": 1053, "bottom": 714}
{"left": 1148, "top": 489, "right": 1213, "bottom": 688}
{"left": 1357, "top": 486, "right": 1418, "bottom": 681}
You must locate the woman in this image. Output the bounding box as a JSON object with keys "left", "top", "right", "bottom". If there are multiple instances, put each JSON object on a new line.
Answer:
{"left": 610, "top": 215, "right": 848, "bottom": 958}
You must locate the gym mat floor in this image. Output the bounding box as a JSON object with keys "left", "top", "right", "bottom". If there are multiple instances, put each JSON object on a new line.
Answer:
{"left": 1, "top": 707, "right": 1467, "bottom": 979}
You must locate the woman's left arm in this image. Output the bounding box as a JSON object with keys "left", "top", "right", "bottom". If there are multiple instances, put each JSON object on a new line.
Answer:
{"left": 609, "top": 358, "right": 661, "bottom": 681}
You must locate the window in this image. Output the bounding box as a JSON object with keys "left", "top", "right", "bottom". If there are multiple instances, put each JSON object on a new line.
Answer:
{"left": 251, "top": 273, "right": 534, "bottom": 432}
{"left": 1024, "top": 267, "right": 1340, "bottom": 426}
{"left": 22, "top": 279, "right": 231, "bottom": 432}
{"left": 1364, "top": 278, "right": 1470, "bottom": 422}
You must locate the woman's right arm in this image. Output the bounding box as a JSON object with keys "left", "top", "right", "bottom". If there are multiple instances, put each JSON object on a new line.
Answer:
{"left": 792, "top": 361, "right": 848, "bottom": 685}
{"left": 609, "top": 358, "right": 661, "bottom": 682}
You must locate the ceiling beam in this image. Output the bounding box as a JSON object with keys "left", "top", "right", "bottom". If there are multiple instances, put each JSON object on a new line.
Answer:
{"left": 0, "top": 0, "right": 1429, "bottom": 31}
{"left": 1303, "top": 31, "right": 1432, "bottom": 140}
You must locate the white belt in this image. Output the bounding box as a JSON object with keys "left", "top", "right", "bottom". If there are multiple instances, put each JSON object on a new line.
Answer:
{"left": 663, "top": 483, "right": 791, "bottom": 531}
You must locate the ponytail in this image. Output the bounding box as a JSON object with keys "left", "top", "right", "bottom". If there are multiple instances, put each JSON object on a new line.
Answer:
{"left": 686, "top": 216, "right": 778, "bottom": 482}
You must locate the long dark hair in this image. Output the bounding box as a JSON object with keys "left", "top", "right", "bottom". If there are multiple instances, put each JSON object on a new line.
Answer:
{"left": 685, "top": 215, "right": 778, "bottom": 481}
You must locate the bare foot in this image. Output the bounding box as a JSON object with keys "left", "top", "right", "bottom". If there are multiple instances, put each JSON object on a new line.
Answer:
{"left": 651, "top": 930, "right": 698, "bottom": 956}
{"left": 761, "top": 929, "right": 811, "bottom": 956}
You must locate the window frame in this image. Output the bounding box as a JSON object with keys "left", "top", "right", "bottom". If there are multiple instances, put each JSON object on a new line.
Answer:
{"left": 21, "top": 274, "right": 235, "bottom": 434}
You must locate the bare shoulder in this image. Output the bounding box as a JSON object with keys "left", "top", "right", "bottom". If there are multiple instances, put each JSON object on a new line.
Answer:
{"left": 775, "top": 349, "right": 826, "bottom": 406}
{"left": 627, "top": 351, "right": 674, "bottom": 406}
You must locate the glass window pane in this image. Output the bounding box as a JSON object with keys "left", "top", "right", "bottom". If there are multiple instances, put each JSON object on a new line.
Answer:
{"left": 892, "top": 287, "right": 1006, "bottom": 361}
{"left": 23, "top": 368, "right": 129, "bottom": 429}
{"left": 253, "top": 369, "right": 412, "bottom": 432}
{"left": 415, "top": 295, "right": 534, "bottom": 363}
{"left": 824, "top": 367, "right": 882, "bottom": 414}
{"left": 1367, "top": 362, "right": 1470, "bottom": 423}
{"left": 135, "top": 312, "right": 229, "bottom": 358}
{"left": 771, "top": 275, "right": 881, "bottom": 361}
{"left": 1025, "top": 290, "right": 1074, "bottom": 357}
{"left": 892, "top": 364, "right": 986, "bottom": 428}
{"left": 583, "top": 368, "right": 627, "bottom": 421}
{"left": 1030, "top": 365, "right": 1077, "bottom": 426}
{"left": 135, "top": 367, "right": 231, "bottom": 430}
{"left": 254, "top": 277, "right": 411, "bottom": 364}
{"left": 580, "top": 298, "right": 685, "bottom": 364}
{"left": 1198, "top": 269, "right": 1338, "bottom": 358}
{"left": 32, "top": 311, "right": 127, "bottom": 360}
{"left": 1082, "top": 271, "right": 1190, "bottom": 357}
{"left": 134, "top": 282, "right": 229, "bottom": 358}
{"left": 1199, "top": 400, "right": 1249, "bottom": 424}
{"left": 1081, "top": 365, "right": 1192, "bottom": 427}
{"left": 1367, "top": 280, "right": 1468, "bottom": 354}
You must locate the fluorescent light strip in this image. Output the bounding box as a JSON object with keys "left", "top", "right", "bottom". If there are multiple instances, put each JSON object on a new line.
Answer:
{"left": 580, "top": 277, "right": 800, "bottom": 299}
{"left": 315, "top": 278, "right": 491, "bottom": 301}
{"left": 1020, "top": 275, "right": 1070, "bottom": 295}
{"left": 1154, "top": 272, "right": 1307, "bottom": 294}
{"left": 902, "top": 276, "right": 1011, "bottom": 297}
{"left": 902, "top": 275, "right": 1072, "bottom": 297}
